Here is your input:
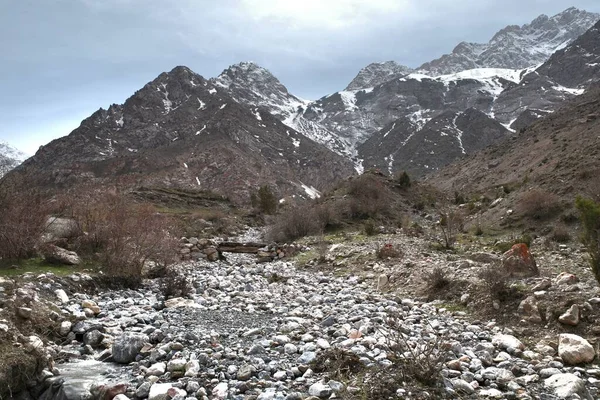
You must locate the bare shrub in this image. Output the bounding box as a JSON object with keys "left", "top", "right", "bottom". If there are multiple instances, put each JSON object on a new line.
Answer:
{"left": 424, "top": 266, "right": 450, "bottom": 293}
{"left": 376, "top": 243, "right": 402, "bottom": 260}
{"left": 160, "top": 267, "right": 194, "bottom": 299}
{"left": 70, "top": 192, "right": 179, "bottom": 280}
{"left": 0, "top": 191, "right": 51, "bottom": 260}
{"left": 550, "top": 224, "right": 571, "bottom": 243}
{"left": 345, "top": 174, "right": 392, "bottom": 219}
{"left": 267, "top": 204, "right": 323, "bottom": 242}
{"left": 478, "top": 264, "right": 511, "bottom": 301}
{"left": 518, "top": 189, "right": 562, "bottom": 219}
{"left": 438, "top": 209, "right": 464, "bottom": 249}
{"left": 377, "top": 311, "right": 447, "bottom": 387}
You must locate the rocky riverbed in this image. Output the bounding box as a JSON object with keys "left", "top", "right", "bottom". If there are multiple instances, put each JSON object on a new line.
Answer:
{"left": 3, "top": 229, "right": 600, "bottom": 400}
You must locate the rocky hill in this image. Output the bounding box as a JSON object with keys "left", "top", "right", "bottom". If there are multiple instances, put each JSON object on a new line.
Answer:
{"left": 1, "top": 66, "right": 354, "bottom": 203}
{"left": 428, "top": 83, "right": 600, "bottom": 227}
{"left": 418, "top": 7, "right": 599, "bottom": 75}
{"left": 0, "top": 141, "right": 27, "bottom": 179}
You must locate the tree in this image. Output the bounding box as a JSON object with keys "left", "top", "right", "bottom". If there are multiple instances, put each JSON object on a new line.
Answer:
{"left": 575, "top": 196, "right": 600, "bottom": 283}
{"left": 252, "top": 185, "right": 277, "bottom": 215}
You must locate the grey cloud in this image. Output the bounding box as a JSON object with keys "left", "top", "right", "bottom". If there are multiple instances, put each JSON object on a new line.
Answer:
{"left": 2, "top": 0, "right": 600, "bottom": 153}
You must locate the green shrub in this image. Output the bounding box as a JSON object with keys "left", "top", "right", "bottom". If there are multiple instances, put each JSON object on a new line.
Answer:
{"left": 364, "top": 221, "right": 377, "bottom": 236}
{"left": 394, "top": 171, "right": 411, "bottom": 188}
{"left": 251, "top": 185, "right": 278, "bottom": 215}
{"left": 575, "top": 196, "right": 600, "bottom": 283}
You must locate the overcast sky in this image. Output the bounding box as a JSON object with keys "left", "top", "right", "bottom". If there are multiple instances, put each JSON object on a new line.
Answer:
{"left": 2, "top": 0, "right": 600, "bottom": 155}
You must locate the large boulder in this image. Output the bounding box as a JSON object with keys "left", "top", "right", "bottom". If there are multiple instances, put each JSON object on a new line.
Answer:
{"left": 558, "top": 334, "right": 595, "bottom": 365}
{"left": 544, "top": 373, "right": 593, "bottom": 399}
{"left": 501, "top": 243, "right": 538, "bottom": 277}
{"left": 112, "top": 333, "right": 149, "bottom": 364}
{"left": 41, "top": 244, "right": 81, "bottom": 265}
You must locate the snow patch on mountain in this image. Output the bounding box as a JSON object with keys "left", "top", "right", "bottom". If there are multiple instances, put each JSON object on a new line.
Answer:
{"left": 0, "top": 141, "right": 28, "bottom": 178}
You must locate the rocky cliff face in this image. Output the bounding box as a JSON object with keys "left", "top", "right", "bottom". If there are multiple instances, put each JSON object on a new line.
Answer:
{"left": 418, "top": 7, "right": 599, "bottom": 75}
{"left": 0, "top": 141, "right": 27, "bottom": 179}
{"left": 2, "top": 66, "right": 354, "bottom": 203}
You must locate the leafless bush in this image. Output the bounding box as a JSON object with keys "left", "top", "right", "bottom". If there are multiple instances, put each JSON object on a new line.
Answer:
{"left": 518, "top": 189, "right": 562, "bottom": 219}
{"left": 376, "top": 243, "right": 402, "bottom": 260}
{"left": 478, "top": 264, "right": 511, "bottom": 301}
{"left": 70, "top": 192, "right": 179, "bottom": 279}
{"left": 437, "top": 209, "right": 464, "bottom": 249}
{"left": 377, "top": 311, "right": 447, "bottom": 386}
{"left": 0, "top": 191, "right": 51, "bottom": 260}
{"left": 424, "top": 266, "right": 450, "bottom": 293}
{"left": 267, "top": 204, "right": 323, "bottom": 242}
{"left": 550, "top": 223, "right": 571, "bottom": 243}
{"left": 345, "top": 174, "right": 393, "bottom": 219}
{"left": 160, "top": 267, "right": 194, "bottom": 299}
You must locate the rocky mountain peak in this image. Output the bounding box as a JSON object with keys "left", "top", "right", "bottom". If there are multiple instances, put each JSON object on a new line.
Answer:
{"left": 418, "top": 7, "right": 600, "bottom": 75}
{"left": 211, "top": 62, "right": 308, "bottom": 121}
{"left": 0, "top": 141, "right": 27, "bottom": 178}
{"left": 345, "top": 61, "right": 413, "bottom": 91}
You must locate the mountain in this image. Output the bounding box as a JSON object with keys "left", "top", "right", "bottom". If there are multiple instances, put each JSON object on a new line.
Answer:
{"left": 1, "top": 66, "right": 354, "bottom": 203}
{"left": 320, "top": 18, "right": 600, "bottom": 177}
{"left": 0, "top": 141, "right": 27, "bottom": 179}
{"left": 428, "top": 82, "right": 600, "bottom": 224}
{"left": 492, "top": 18, "right": 600, "bottom": 126}
{"left": 418, "top": 7, "right": 599, "bottom": 76}
{"left": 359, "top": 108, "right": 509, "bottom": 177}
{"left": 345, "top": 61, "right": 413, "bottom": 91}
{"left": 213, "top": 62, "right": 358, "bottom": 166}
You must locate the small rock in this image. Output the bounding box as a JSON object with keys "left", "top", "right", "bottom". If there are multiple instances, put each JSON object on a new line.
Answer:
{"left": 308, "top": 382, "right": 332, "bottom": 398}
{"left": 558, "top": 304, "right": 580, "bottom": 326}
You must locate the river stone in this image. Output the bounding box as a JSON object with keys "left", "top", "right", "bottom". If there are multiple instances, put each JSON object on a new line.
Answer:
{"left": 167, "top": 358, "right": 187, "bottom": 372}
{"left": 147, "top": 362, "right": 166, "bottom": 376}
{"left": 558, "top": 304, "right": 580, "bottom": 326}
{"left": 83, "top": 329, "right": 104, "bottom": 347}
{"left": 149, "top": 383, "right": 174, "bottom": 400}
{"left": 308, "top": 382, "right": 332, "bottom": 398}
{"left": 55, "top": 289, "right": 69, "bottom": 304}
{"left": 237, "top": 364, "right": 257, "bottom": 381}
{"left": 558, "top": 334, "right": 595, "bottom": 365}
{"left": 112, "top": 333, "right": 149, "bottom": 364}
{"left": 492, "top": 334, "right": 525, "bottom": 351}
{"left": 544, "top": 373, "right": 593, "bottom": 399}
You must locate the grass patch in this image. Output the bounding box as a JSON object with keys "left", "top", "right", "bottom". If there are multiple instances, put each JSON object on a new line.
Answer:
{"left": 0, "top": 258, "right": 86, "bottom": 277}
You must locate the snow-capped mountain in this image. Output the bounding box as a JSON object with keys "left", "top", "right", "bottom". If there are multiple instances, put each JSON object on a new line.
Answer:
{"left": 213, "top": 62, "right": 358, "bottom": 164}
{"left": 418, "top": 7, "right": 599, "bottom": 76}
{"left": 3, "top": 66, "right": 354, "bottom": 203}
{"left": 345, "top": 61, "right": 413, "bottom": 91}
{"left": 0, "top": 141, "right": 27, "bottom": 179}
